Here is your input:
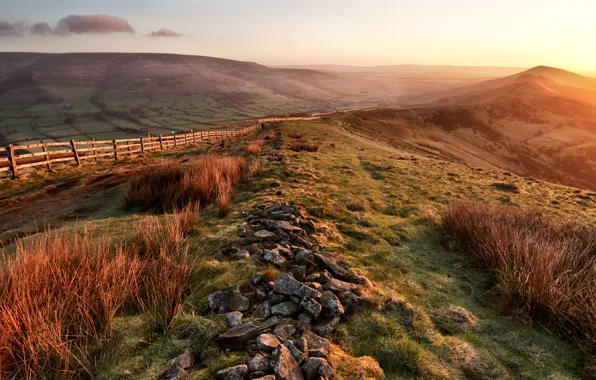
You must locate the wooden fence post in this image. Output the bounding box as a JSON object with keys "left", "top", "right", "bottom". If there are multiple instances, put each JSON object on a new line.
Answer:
{"left": 42, "top": 141, "right": 52, "bottom": 171}
{"left": 174, "top": 134, "right": 178, "bottom": 147}
{"left": 92, "top": 138, "right": 98, "bottom": 162}
{"left": 8, "top": 144, "right": 18, "bottom": 179}
{"left": 141, "top": 137, "right": 145, "bottom": 154}
{"left": 192, "top": 131, "right": 196, "bottom": 143}
{"left": 159, "top": 135, "right": 163, "bottom": 150}
{"left": 113, "top": 139, "right": 119, "bottom": 160}
{"left": 71, "top": 139, "right": 81, "bottom": 166}
{"left": 200, "top": 130, "right": 203, "bottom": 141}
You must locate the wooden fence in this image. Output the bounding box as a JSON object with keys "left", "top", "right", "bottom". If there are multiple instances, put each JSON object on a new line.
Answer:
{"left": 0, "top": 115, "right": 322, "bottom": 180}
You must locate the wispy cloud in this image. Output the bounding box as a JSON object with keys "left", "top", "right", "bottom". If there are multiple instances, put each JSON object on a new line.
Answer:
{"left": 149, "top": 28, "right": 184, "bottom": 38}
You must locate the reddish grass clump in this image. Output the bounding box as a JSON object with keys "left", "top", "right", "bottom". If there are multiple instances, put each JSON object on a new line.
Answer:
{"left": 246, "top": 139, "right": 266, "bottom": 154}
{"left": 125, "top": 155, "right": 260, "bottom": 216}
{"left": 439, "top": 200, "right": 596, "bottom": 349}
{"left": 0, "top": 205, "right": 197, "bottom": 378}
{"left": 288, "top": 132, "right": 303, "bottom": 139}
{"left": 290, "top": 141, "right": 319, "bottom": 152}
{"left": 263, "top": 131, "right": 276, "bottom": 140}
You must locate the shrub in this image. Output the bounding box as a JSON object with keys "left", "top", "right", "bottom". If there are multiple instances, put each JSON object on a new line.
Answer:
{"left": 439, "top": 200, "right": 596, "bottom": 349}
{"left": 0, "top": 207, "right": 197, "bottom": 378}
{"left": 288, "top": 132, "right": 303, "bottom": 139}
{"left": 290, "top": 141, "right": 319, "bottom": 152}
{"left": 263, "top": 131, "right": 276, "bottom": 140}
{"left": 246, "top": 139, "right": 265, "bottom": 154}
{"left": 125, "top": 155, "right": 260, "bottom": 215}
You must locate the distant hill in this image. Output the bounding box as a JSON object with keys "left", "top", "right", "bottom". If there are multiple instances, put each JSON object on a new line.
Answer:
{"left": 337, "top": 66, "right": 596, "bottom": 191}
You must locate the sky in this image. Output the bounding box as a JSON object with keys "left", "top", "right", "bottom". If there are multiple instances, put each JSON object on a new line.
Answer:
{"left": 1, "top": 0, "right": 595, "bottom": 71}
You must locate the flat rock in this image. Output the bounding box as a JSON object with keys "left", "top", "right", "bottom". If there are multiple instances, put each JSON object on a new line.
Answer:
{"left": 301, "top": 330, "right": 330, "bottom": 358}
{"left": 168, "top": 348, "right": 194, "bottom": 370}
{"left": 271, "top": 344, "right": 304, "bottom": 380}
{"left": 323, "top": 278, "right": 357, "bottom": 293}
{"left": 257, "top": 333, "right": 281, "bottom": 353}
{"left": 215, "top": 364, "right": 248, "bottom": 380}
{"left": 218, "top": 317, "right": 279, "bottom": 349}
{"left": 271, "top": 301, "right": 300, "bottom": 317}
{"left": 255, "top": 230, "right": 280, "bottom": 242}
{"left": 320, "top": 291, "right": 344, "bottom": 318}
{"left": 274, "top": 274, "right": 322, "bottom": 300}
{"left": 274, "top": 323, "right": 297, "bottom": 339}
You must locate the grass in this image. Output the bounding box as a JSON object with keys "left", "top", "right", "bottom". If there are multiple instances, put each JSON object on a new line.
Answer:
{"left": 125, "top": 155, "right": 260, "bottom": 216}
{"left": 246, "top": 139, "right": 265, "bottom": 154}
{"left": 290, "top": 140, "right": 320, "bottom": 152}
{"left": 2, "top": 116, "right": 596, "bottom": 379}
{"left": 0, "top": 205, "right": 196, "bottom": 378}
{"left": 439, "top": 201, "right": 596, "bottom": 355}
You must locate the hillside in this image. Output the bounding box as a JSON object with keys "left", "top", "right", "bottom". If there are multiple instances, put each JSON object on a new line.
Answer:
{"left": 1, "top": 116, "right": 595, "bottom": 379}
{"left": 338, "top": 67, "right": 596, "bottom": 191}
{"left": 0, "top": 54, "right": 503, "bottom": 145}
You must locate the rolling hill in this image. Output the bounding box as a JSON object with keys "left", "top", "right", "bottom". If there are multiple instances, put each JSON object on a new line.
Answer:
{"left": 338, "top": 66, "right": 596, "bottom": 191}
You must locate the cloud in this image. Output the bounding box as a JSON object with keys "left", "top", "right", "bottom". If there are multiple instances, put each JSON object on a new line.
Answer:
{"left": 149, "top": 28, "right": 183, "bottom": 38}
{"left": 56, "top": 14, "right": 135, "bottom": 35}
{"left": 0, "top": 15, "right": 135, "bottom": 38}
{"left": 30, "top": 22, "right": 53, "bottom": 36}
{"left": 0, "top": 21, "right": 24, "bottom": 37}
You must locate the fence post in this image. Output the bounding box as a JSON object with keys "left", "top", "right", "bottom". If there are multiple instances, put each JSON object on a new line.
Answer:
{"left": 159, "top": 135, "right": 163, "bottom": 150}
{"left": 200, "top": 130, "right": 203, "bottom": 141}
{"left": 141, "top": 137, "right": 145, "bottom": 154}
{"left": 42, "top": 141, "right": 52, "bottom": 171}
{"left": 8, "top": 144, "right": 18, "bottom": 179}
{"left": 92, "top": 138, "right": 98, "bottom": 162}
{"left": 113, "top": 139, "right": 119, "bottom": 160}
{"left": 174, "top": 134, "right": 178, "bottom": 147}
{"left": 71, "top": 139, "right": 81, "bottom": 166}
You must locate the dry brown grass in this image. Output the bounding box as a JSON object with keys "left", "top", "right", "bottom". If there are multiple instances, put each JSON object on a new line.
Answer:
{"left": 125, "top": 155, "right": 260, "bottom": 215}
{"left": 263, "top": 131, "right": 276, "bottom": 140}
{"left": 290, "top": 141, "right": 319, "bottom": 152}
{"left": 439, "top": 200, "right": 596, "bottom": 350}
{"left": 246, "top": 139, "right": 266, "bottom": 154}
{"left": 288, "top": 132, "right": 303, "bottom": 139}
{"left": 0, "top": 205, "right": 198, "bottom": 378}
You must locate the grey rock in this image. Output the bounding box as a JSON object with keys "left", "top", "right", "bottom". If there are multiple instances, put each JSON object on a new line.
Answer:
{"left": 319, "top": 360, "right": 334, "bottom": 379}
{"left": 251, "top": 273, "right": 264, "bottom": 285}
{"left": 290, "top": 266, "right": 306, "bottom": 282}
{"left": 300, "top": 297, "right": 322, "bottom": 319}
{"left": 254, "top": 301, "right": 272, "bottom": 319}
{"left": 228, "top": 284, "right": 250, "bottom": 312}
{"left": 274, "top": 323, "right": 297, "bottom": 339}
{"left": 337, "top": 291, "right": 360, "bottom": 313}
{"left": 271, "top": 301, "right": 300, "bottom": 317}
{"left": 314, "top": 253, "right": 371, "bottom": 286}
{"left": 271, "top": 344, "right": 304, "bottom": 380}
{"left": 268, "top": 291, "right": 287, "bottom": 305}
{"left": 215, "top": 364, "right": 248, "bottom": 380}
{"left": 305, "top": 271, "right": 331, "bottom": 284}
{"left": 323, "top": 278, "right": 357, "bottom": 293}
{"left": 218, "top": 317, "right": 279, "bottom": 348}
{"left": 274, "top": 274, "right": 322, "bottom": 300}
{"left": 255, "top": 287, "right": 268, "bottom": 301}
{"left": 208, "top": 290, "right": 227, "bottom": 313}
{"left": 266, "top": 219, "right": 294, "bottom": 232}
{"left": 255, "top": 230, "right": 280, "bottom": 242}
{"left": 302, "top": 330, "right": 330, "bottom": 358}
{"left": 168, "top": 348, "right": 194, "bottom": 369}
{"left": 294, "top": 337, "right": 308, "bottom": 353}
{"left": 301, "top": 357, "right": 333, "bottom": 380}
{"left": 294, "top": 249, "right": 311, "bottom": 264}
{"left": 257, "top": 333, "right": 281, "bottom": 353}
{"left": 263, "top": 249, "right": 286, "bottom": 267}
{"left": 297, "top": 312, "right": 312, "bottom": 329}
{"left": 225, "top": 311, "right": 243, "bottom": 327}
{"left": 320, "top": 291, "right": 344, "bottom": 318}
{"left": 248, "top": 353, "right": 271, "bottom": 373}
{"left": 312, "top": 316, "right": 341, "bottom": 336}
{"left": 283, "top": 340, "right": 307, "bottom": 363}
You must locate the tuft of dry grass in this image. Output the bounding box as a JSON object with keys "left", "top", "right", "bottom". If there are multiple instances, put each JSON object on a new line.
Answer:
{"left": 439, "top": 200, "right": 596, "bottom": 350}
{"left": 290, "top": 141, "right": 319, "bottom": 152}
{"left": 0, "top": 206, "right": 198, "bottom": 378}
{"left": 263, "top": 131, "right": 276, "bottom": 140}
{"left": 125, "top": 155, "right": 260, "bottom": 215}
{"left": 246, "top": 139, "right": 266, "bottom": 154}
{"left": 288, "top": 132, "right": 303, "bottom": 139}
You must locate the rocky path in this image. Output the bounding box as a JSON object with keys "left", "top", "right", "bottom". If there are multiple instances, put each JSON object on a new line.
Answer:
{"left": 204, "top": 203, "right": 373, "bottom": 380}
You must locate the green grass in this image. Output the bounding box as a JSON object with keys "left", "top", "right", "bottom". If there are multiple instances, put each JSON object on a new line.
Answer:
{"left": 1, "top": 119, "right": 593, "bottom": 379}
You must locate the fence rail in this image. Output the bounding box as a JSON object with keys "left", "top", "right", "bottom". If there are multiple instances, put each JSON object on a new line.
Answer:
{"left": 0, "top": 115, "right": 321, "bottom": 180}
